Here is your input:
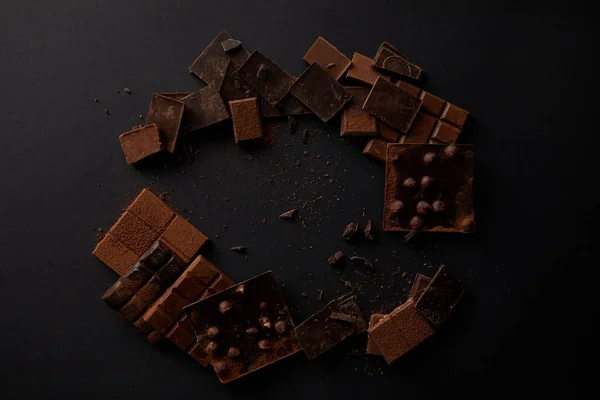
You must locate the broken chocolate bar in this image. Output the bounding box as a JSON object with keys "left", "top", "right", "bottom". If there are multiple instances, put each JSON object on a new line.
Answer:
{"left": 383, "top": 144, "right": 474, "bottom": 232}
{"left": 189, "top": 30, "right": 250, "bottom": 85}
{"left": 229, "top": 97, "right": 263, "bottom": 143}
{"left": 119, "top": 124, "right": 162, "bottom": 165}
{"left": 340, "top": 87, "right": 378, "bottom": 136}
{"left": 415, "top": 265, "right": 464, "bottom": 326}
{"left": 372, "top": 42, "right": 423, "bottom": 80}
{"left": 146, "top": 94, "right": 185, "bottom": 154}
{"left": 236, "top": 51, "right": 295, "bottom": 107}
{"left": 346, "top": 52, "right": 390, "bottom": 86}
{"left": 336, "top": 293, "right": 367, "bottom": 333}
{"left": 290, "top": 63, "right": 352, "bottom": 123}
{"left": 303, "top": 36, "right": 351, "bottom": 81}
{"left": 363, "top": 77, "right": 422, "bottom": 133}
{"left": 182, "top": 84, "right": 230, "bottom": 132}
{"left": 184, "top": 271, "right": 300, "bottom": 383}
{"left": 396, "top": 80, "right": 469, "bottom": 144}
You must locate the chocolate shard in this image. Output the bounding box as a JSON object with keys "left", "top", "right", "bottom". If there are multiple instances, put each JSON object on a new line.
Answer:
{"left": 327, "top": 251, "right": 344, "bottom": 265}
{"left": 342, "top": 222, "right": 359, "bottom": 241}
{"left": 415, "top": 265, "right": 464, "bottom": 326}
{"left": 221, "top": 39, "right": 242, "bottom": 53}
{"left": 335, "top": 293, "right": 367, "bottom": 333}
{"left": 350, "top": 256, "right": 374, "bottom": 270}
{"left": 329, "top": 312, "right": 356, "bottom": 324}
{"left": 364, "top": 220, "right": 376, "bottom": 240}
{"left": 303, "top": 37, "right": 350, "bottom": 80}
{"left": 182, "top": 85, "right": 229, "bottom": 132}
{"left": 279, "top": 209, "right": 297, "bottom": 219}
{"left": 230, "top": 246, "right": 247, "bottom": 252}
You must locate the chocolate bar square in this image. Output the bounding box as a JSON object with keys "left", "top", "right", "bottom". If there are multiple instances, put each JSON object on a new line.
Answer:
{"left": 236, "top": 51, "right": 295, "bottom": 107}
{"left": 363, "top": 77, "right": 422, "bottom": 133}
{"left": 303, "top": 36, "right": 351, "bottom": 81}
{"left": 119, "top": 124, "right": 162, "bottom": 165}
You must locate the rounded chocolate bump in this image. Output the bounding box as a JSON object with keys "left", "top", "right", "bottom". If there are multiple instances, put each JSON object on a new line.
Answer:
{"left": 423, "top": 152, "right": 436, "bottom": 165}
{"left": 245, "top": 327, "right": 259, "bottom": 335}
{"left": 227, "top": 347, "right": 241, "bottom": 358}
{"left": 443, "top": 145, "right": 458, "bottom": 158}
{"left": 409, "top": 216, "right": 423, "bottom": 230}
{"left": 403, "top": 177, "right": 416, "bottom": 188}
{"left": 259, "top": 316, "right": 272, "bottom": 330}
{"left": 219, "top": 300, "right": 232, "bottom": 314}
{"left": 433, "top": 200, "right": 446, "bottom": 212}
{"left": 259, "top": 302, "right": 268, "bottom": 310}
{"left": 420, "top": 176, "right": 433, "bottom": 189}
{"left": 390, "top": 200, "right": 404, "bottom": 214}
{"left": 416, "top": 201, "right": 432, "bottom": 215}
{"left": 206, "top": 326, "right": 220, "bottom": 339}
{"left": 206, "top": 341, "right": 218, "bottom": 356}
{"left": 258, "top": 339, "right": 272, "bottom": 350}
{"left": 274, "top": 320, "right": 287, "bottom": 335}
{"left": 213, "top": 361, "right": 227, "bottom": 375}
{"left": 235, "top": 285, "right": 245, "bottom": 295}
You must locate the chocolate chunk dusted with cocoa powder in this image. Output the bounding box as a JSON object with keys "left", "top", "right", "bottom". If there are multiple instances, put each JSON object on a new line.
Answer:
{"left": 237, "top": 51, "right": 295, "bottom": 107}
{"left": 342, "top": 222, "right": 359, "bottom": 241}
{"left": 145, "top": 94, "right": 185, "bottom": 154}
{"left": 119, "top": 124, "right": 162, "bottom": 165}
{"left": 364, "top": 220, "right": 376, "bottom": 240}
{"left": 372, "top": 42, "right": 423, "bottom": 80}
{"left": 327, "top": 251, "right": 344, "bottom": 265}
{"left": 302, "top": 36, "right": 351, "bottom": 81}
{"left": 229, "top": 97, "right": 263, "bottom": 143}
{"left": 362, "top": 138, "right": 388, "bottom": 162}
{"left": 415, "top": 265, "right": 464, "bottom": 326}
{"left": 363, "top": 77, "right": 422, "bottom": 133}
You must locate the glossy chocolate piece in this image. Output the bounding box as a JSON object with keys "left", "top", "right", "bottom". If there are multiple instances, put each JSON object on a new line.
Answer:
{"left": 182, "top": 84, "right": 229, "bottom": 132}
{"left": 145, "top": 94, "right": 185, "bottom": 154}
{"left": 384, "top": 144, "right": 474, "bottom": 232}
{"left": 340, "top": 87, "right": 378, "bottom": 136}
{"left": 346, "top": 52, "right": 390, "bottom": 86}
{"left": 363, "top": 77, "right": 422, "bottom": 133}
{"left": 415, "top": 265, "right": 464, "bottom": 326}
{"left": 119, "top": 124, "right": 162, "bottom": 165}
{"left": 290, "top": 63, "right": 352, "bottom": 123}
{"left": 303, "top": 36, "right": 351, "bottom": 81}
{"left": 230, "top": 97, "right": 263, "bottom": 143}
{"left": 372, "top": 42, "right": 423, "bottom": 80}
{"left": 236, "top": 51, "right": 295, "bottom": 107}
{"left": 184, "top": 271, "right": 300, "bottom": 383}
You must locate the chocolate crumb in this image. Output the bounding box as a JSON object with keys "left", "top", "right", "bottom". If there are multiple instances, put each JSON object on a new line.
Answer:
{"left": 350, "top": 256, "right": 374, "bottom": 270}
{"left": 364, "top": 220, "right": 376, "bottom": 241}
{"left": 116, "top": 89, "right": 120, "bottom": 94}
{"left": 317, "top": 289, "right": 324, "bottom": 301}
{"left": 95, "top": 228, "right": 105, "bottom": 242}
{"left": 404, "top": 230, "right": 418, "bottom": 242}
{"left": 230, "top": 246, "right": 247, "bottom": 252}
{"left": 301, "top": 292, "right": 308, "bottom": 298}
{"left": 330, "top": 312, "right": 355, "bottom": 324}
{"left": 124, "top": 88, "right": 131, "bottom": 94}
{"left": 327, "top": 251, "right": 344, "bottom": 265}
{"left": 342, "top": 222, "right": 359, "bottom": 241}
{"left": 104, "top": 109, "right": 110, "bottom": 116}
{"left": 94, "top": 98, "right": 98, "bottom": 102}
{"left": 279, "top": 209, "right": 297, "bottom": 219}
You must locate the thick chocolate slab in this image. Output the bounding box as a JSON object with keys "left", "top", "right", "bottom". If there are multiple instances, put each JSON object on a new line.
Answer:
{"left": 363, "top": 77, "right": 422, "bottom": 133}
{"left": 119, "top": 124, "right": 162, "bottom": 165}
{"left": 372, "top": 42, "right": 423, "bottom": 80}
{"left": 383, "top": 144, "right": 475, "bottom": 232}
{"left": 236, "top": 51, "right": 295, "bottom": 107}
{"left": 346, "top": 53, "right": 390, "bottom": 86}
{"left": 184, "top": 271, "right": 300, "bottom": 383}
{"left": 230, "top": 97, "right": 263, "bottom": 143}
{"left": 340, "top": 87, "right": 378, "bottom": 136}
{"left": 146, "top": 94, "right": 185, "bottom": 154}
{"left": 415, "top": 265, "right": 464, "bottom": 326}
{"left": 303, "top": 36, "right": 351, "bottom": 81}
{"left": 182, "top": 84, "right": 229, "bottom": 132}
{"left": 290, "top": 63, "right": 352, "bottom": 123}
{"left": 189, "top": 31, "right": 250, "bottom": 85}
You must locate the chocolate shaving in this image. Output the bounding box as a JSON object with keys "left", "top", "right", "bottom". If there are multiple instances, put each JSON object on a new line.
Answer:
{"left": 279, "top": 209, "right": 297, "bottom": 219}
{"left": 327, "top": 251, "right": 344, "bottom": 265}
{"left": 230, "top": 246, "right": 247, "bottom": 252}
{"left": 364, "top": 220, "right": 376, "bottom": 241}
{"left": 329, "top": 312, "right": 356, "bottom": 324}
{"left": 342, "top": 222, "right": 359, "bottom": 241}
{"left": 350, "top": 256, "right": 374, "bottom": 270}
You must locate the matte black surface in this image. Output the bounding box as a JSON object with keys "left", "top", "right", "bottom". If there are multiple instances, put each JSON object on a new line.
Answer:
{"left": 0, "top": 1, "right": 594, "bottom": 399}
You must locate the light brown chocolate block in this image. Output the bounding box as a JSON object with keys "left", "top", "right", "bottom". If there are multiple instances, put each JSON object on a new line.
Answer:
{"left": 127, "top": 188, "right": 175, "bottom": 233}
{"left": 108, "top": 211, "right": 159, "bottom": 257}
{"left": 119, "top": 124, "right": 162, "bottom": 165}
{"left": 368, "top": 313, "right": 411, "bottom": 364}
{"left": 389, "top": 300, "right": 435, "bottom": 348}
{"left": 92, "top": 234, "right": 138, "bottom": 276}
{"left": 377, "top": 121, "right": 400, "bottom": 142}
{"left": 229, "top": 97, "right": 263, "bottom": 143}
{"left": 346, "top": 53, "right": 390, "bottom": 86}
{"left": 303, "top": 36, "right": 351, "bottom": 81}
{"left": 340, "top": 87, "right": 378, "bottom": 137}
{"left": 362, "top": 139, "right": 388, "bottom": 162}
{"left": 146, "top": 94, "right": 185, "bottom": 154}
{"left": 160, "top": 216, "right": 208, "bottom": 262}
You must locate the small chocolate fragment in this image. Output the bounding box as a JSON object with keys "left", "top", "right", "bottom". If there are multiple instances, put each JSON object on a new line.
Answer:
{"left": 346, "top": 53, "right": 391, "bottom": 86}
{"left": 363, "top": 77, "right": 422, "bottom": 133}
{"left": 221, "top": 39, "right": 242, "bottom": 53}
{"left": 302, "top": 37, "right": 351, "bottom": 81}
{"left": 329, "top": 312, "right": 356, "bottom": 324}
{"left": 404, "top": 230, "right": 418, "bottom": 243}
{"left": 230, "top": 246, "right": 247, "bottom": 252}
{"left": 119, "top": 124, "right": 162, "bottom": 165}
{"left": 279, "top": 209, "right": 297, "bottom": 219}
{"left": 342, "top": 222, "right": 359, "bottom": 241}
{"left": 364, "top": 220, "right": 376, "bottom": 241}
{"left": 124, "top": 88, "right": 132, "bottom": 94}
{"left": 237, "top": 51, "right": 295, "bottom": 107}
{"left": 220, "top": 60, "right": 257, "bottom": 113}
{"left": 415, "top": 265, "right": 464, "bottom": 326}
{"left": 230, "top": 97, "right": 263, "bottom": 143}
{"left": 182, "top": 85, "right": 229, "bottom": 132}
{"left": 372, "top": 42, "right": 423, "bottom": 80}
{"left": 327, "top": 251, "right": 344, "bottom": 265}
{"left": 350, "top": 256, "right": 374, "bottom": 270}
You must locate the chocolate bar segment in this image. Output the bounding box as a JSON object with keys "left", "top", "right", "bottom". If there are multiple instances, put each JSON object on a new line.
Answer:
{"left": 108, "top": 211, "right": 159, "bottom": 257}
{"left": 230, "top": 98, "right": 263, "bottom": 143}
{"left": 126, "top": 188, "right": 175, "bottom": 233}
{"left": 346, "top": 53, "right": 390, "bottom": 86}
{"left": 189, "top": 30, "right": 250, "bottom": 85}
{"left": 362, "top": 139, "right": 388, "bottom": 162}
{"left": 363, "top": 77, "right": 422, "bottom": 133}
{"left": 290, "top": 63, "right": 352, "bottom": 123}
{"left": 93, "top": 235, "right": 138, "bottom": 276}
{"left": 184, "top": 271, "right": 300, "bottom": 383}
{"left": 383, "top": 144, "right": 474, "bottom": 232}
{"left": 415, "top": 265, "right": 464, "bottom": 326}
{"left": 145, "top": 94, "right": 185, "bottom": 154}
{"left": 182, "top": 84, "right": 229, "bottom": 132}
{"left": 160, "top": 215, "right": 208, "bottom": 263}
{"left": 119, "top": 124, "right": 162, "bottom": 165}
{"left": 303, "top": 36, "right": 351, "bottom": 81}
{"left": 372, "top": 42, "right": 423, "bottom": 80}
{"left": 340, "top": 87, "right": 378, "bottom": 136}
{"left": 236, "top": 51, "right": 295, "bottom": 107}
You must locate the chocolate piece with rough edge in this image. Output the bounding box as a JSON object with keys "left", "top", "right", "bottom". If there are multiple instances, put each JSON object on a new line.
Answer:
{"left": 415, "top": 265, "right": 464, "bottom": 326}
{"left": 366, "top": 313, "right": 385, "bottom": 355}
{"left": 157, "top": 92, "right": 192, "bottom": 101}
{"left": 372, "top": 42, "right": 423, "bottom": 80}
{"left": 236, "top": 50, "right": 295, "bottom": 107}
{"left": 342, "top": 222, "right": 359, "bottom": 241}
{"left": 221, "top": 38, "right": 242, "bottom": 53}
{"left": 260, "top": 94, "right": 311, "bottom": 118}
{"left": 219, "top": 59, "right": 256, "bottom": 114}
{"left": 295, "top": 300, "right": 355, "bottom": 360}
{"left": 340, "top": 87, "right": 378, "bottom": 137}
{"left": 160, "top": 215, "right": 209, "bottom": 262}
{"left": 336, "top": 293, "right": 367, "bottom": 333}
{"left": 189, "top": 30, "right": 250, "bottom": 85}
{"left": 346, "top": 53, "right": 391, "bottom": 86}
{"left": 303, "top": 36, "right": 351, "bottom": 81}
{"left": 290, "top": 63, "right": 352, "bottom": 123}
{"left": 363, "top": 77, "right": 422, "bottom": 133}
{"left": 409, "top": 273, "right": 432, "bottom": 301}
{"left": 383, "top": 144, "right": 474, "bottom": 232}
{"left": 327, "top": 251, "right": 344, "bottom": 265}
{"left": 119, "top": 124, "right": 162, "bottom": 165}
{"left": 230, "top": 97, "right": 263, "bottom": 143}
{"left": 182, "top": 84, "right": 229, "bottom": 132}
{"left": 184, "top": 271, "right": 300, "bottom": 383}
{"left": 362, "top": 139, "right": 388, "bottom": 162}
{"left": 396, "top": 80, "right": 469, "bottom": 145}
{"left": 145, "top": 94, "right": 185, "bottom": 154}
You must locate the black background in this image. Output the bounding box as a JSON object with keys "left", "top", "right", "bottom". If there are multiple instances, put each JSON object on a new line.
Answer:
{"left": 0, "top": 1, "right": 594, "bottom": 398}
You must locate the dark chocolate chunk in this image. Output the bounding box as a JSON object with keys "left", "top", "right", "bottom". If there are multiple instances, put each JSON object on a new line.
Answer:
{"left": 415, "top": 265, "right": 464, "bottom": 326}
{"left": 363, "top": 77, "right": 422, "bottom": 133}
{"left": 362, "top": 139, "right": 388, "bottom": 162}
{"left": 350, "top": 256, "right": 374, "bottom": 270}
{"left": 329, "top": 312, "right": 356, "bottom": 324}
{"left": 364, "top": 220, "right": 376, "bottom": 241}
{"left": 221, "top": 39, "right": 242, "bottom": 53}
{"left": 279, "top": 209, "right": 297, "bottom": 219}
{"left": 182, "top": 84, "right": 229, "bottom": 132}
{"left": 230, "top": 98, "right": 263, "bottom": 143}
{"left": 260, "top": 94, "right": 312, "bottom": 118}
{"left": 236, "top": 51, "right": 295, "bottom": 107}
{"left": 327, "top": 251, "right": 344, "bottom": 265}
{"left": 290, "top": 63, "right": 352, "bottom": 123}
{"left": 342, "top": 222, "right": 359, "bottom": 241}
{"left": 124, "top": 88, "right": 132, "bottom": 94}
{"left": 372, "top": 42, "right": 423, "bottom": 80}
{"left": 219, "top": 60, "right": 256, "bottom": 114}
{"left": 189, "top": 31, "right": 250, "bottom": 85}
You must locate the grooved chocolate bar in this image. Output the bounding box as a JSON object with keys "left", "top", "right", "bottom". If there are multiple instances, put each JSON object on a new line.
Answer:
{"left": 184, "top": 271, "right": 301, "bottom": 383}
{"left": 372, "top": 42, "right": 423, "bottom": 80}
{"left": 142, "top": 256, "right": 235, "bottom": 367}
{"left": 396, "top": 81, "right": 469, "bottom": 145}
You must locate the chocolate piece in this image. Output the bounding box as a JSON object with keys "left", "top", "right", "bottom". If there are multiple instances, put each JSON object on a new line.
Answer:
{"left": 161, "top": 215, "right": 209, "bottom": 262}
{"left": 290, "top": 63, "right": 352, "bottom": 123}
{"left": 372, "top": 42, "right": 423, "bottom": 80}
{"left": 237, "top": 51, "right": 295, "bottom": 107}
{"left": 363, "top": 77, "right": 422, "bottom": 133}
{"left": 303, "top": 36, "right": 351, "bottom": 81}
{"left": 366, "top": 313, "right": 385, "bottom": 355}
{"left": 336, "top": 293, "right": 367, "bottom": 333}
{"left": 362, "top": 139, "right": 388, "bottom": 162}
{"left": 145, "top": 94, "right": 185, "bottom": 154}
{"left": 158, "top": 92, "right": 192, "bottom": 101}
{"left": 327, "top": 251, "right": 344, "bottom": 265}
{"left": 127, "top": 188, "right": 175, "bottom": 233}
{"left": 230, "top": 246, "right": 247, "bottom": 252}
{"left": 189, "top": 31, "right": 250, "bottom": 85}
{"left": 364, "top": 220, "right": 376, "bottom": 241}
{"left": 221, "top": 39, "right": 242, "bottom": 53}
{"left": 230, "top": 98, "right": 263, "bottom": 143}
{"left": 279, "top": 209, "right": 296, "bottom": 219}
{"left": 182, "top": 84, "right": 229, "bottom": 132}
{"left": 396, "top": 81, "right": 469, "bottom": 144}
{"left": 342, "top": 222, "right": 359, "bottom": 241}
{"left": 329, "top": 313, "right": 355, "bottom": 324}
{"left": 350, "top": 256, "right": 374, "bottom": 270}
{"left": 119, "top": 124, "right": 162, "bottom": 165}
{"left": 260, "top": 94, "right": 311, "bottom": 118}
{"left": 409, "top": 273, "right": 432, "bottom": 301}
{"left": 93, "top": 234, "right": 138, "bottom": 276}
{"left": 340, "top": 87, "right": 378, "bottom": 137}
{"left": 184, "top": 271, "right": 300, "bottom": 383}
{"left": 295, "top": 300, "right": 355, "bottom": 359}
{"left": 220, "top": 60, "right": 256, "bottom": 113}
{"left": 108, "top": 211, "right": 159, "bottom": 257}
{"left": 384, "top": 144, "right": 474, "bottom": 232}
{"left": 415, "top": 265, "right": 464, "bottom": 326}
{"left": 346, "top": 53, "right": 390, "bottom": 86}
{"left": 377, "top": 121, "right": 400, "bottom": 142}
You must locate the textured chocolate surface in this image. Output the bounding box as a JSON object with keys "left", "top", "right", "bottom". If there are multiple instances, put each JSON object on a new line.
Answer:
{"left": 230, "top": 97, "right": 263, "bottom": 143}
{"left": 303, "top": 36, "right": 351, "bottom": 81}
{"left": 290, "top": 63, "right": 352, "bottom": 123}
{"left": 346, "top": 52, "right": 391, "bottom": 86}
{"left": 182, "top": 84, "right": 229, "bottom": 132}
{"left": 396, "top": 81, "right": 469, "bottom": 145}
{"left": 184, "top": 271, "right": 300, "bottom": 383}
{"left": 384, "top": 144, "right": 474, "bottom": 232}
{"left": 415, "top": 265, "right": 464, "bottom": 326}
{"left": 363, "top": 77, "right": 422, "bottom": 133}
{"left": 236, "top": 51, "right": 295, "bottom": 107}
{"left": 340, "top": 87, "right": 378, "bottom": 136}
{"left": 119, "top": 124, "right": 162, "bottom": 165}
{"left": 372, "top": 42, "right": 423, "bottom": 80}
{"left": 145, "top": 94, "right": 185, "bottom": 154}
